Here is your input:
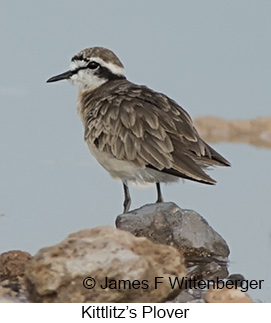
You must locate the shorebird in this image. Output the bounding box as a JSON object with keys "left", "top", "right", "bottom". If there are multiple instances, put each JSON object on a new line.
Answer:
{"left": 47, "top": 47, "right": 230, "bottom": 213}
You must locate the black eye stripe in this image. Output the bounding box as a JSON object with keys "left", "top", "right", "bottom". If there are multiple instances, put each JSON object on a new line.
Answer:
{"left": 71, "top": 61, "right": 100, "bottom": 75}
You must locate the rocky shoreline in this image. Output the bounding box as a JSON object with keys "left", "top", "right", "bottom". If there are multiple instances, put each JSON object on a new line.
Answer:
{"left": 0, "top": 202, "right": 253, "bottom": 303}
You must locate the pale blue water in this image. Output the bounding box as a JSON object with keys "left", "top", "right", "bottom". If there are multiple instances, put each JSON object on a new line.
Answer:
{"left": 0, "top": 0, "right": 270, "bottom": 302}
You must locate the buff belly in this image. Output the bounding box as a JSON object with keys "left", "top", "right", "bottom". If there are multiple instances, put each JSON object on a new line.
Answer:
{"left": 87, "top": 143, "right": 178, "bottom": 184}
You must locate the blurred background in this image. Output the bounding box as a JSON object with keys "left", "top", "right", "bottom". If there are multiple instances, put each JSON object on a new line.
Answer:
{"left": 0, "top": 0, "right": 270, "bottom": 301}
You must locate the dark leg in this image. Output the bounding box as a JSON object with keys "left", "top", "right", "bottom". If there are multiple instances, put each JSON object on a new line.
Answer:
{"left": 156, "top": 182, "right": 164, "bottom": 203}
{"left": 123, "top": 181, "right": 131, "bottom": 213}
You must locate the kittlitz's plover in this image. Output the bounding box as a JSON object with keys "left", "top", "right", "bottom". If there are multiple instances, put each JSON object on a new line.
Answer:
{"left": 47, "top": 47, "right": 230, "bottom": 212}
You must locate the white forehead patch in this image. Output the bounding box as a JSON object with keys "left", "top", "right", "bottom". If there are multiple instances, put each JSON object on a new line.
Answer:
{"left": 70, "top": 59, "right": 87, "bottom": 71}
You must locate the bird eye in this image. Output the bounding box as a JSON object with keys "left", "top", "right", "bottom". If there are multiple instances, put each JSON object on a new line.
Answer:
{"left": 87, "top": 61, "right": 100, "bottom": 69}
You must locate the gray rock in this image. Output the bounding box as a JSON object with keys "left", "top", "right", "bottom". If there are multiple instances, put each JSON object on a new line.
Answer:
{"left": 25, "top": 226, "right": 186, "bottom": 303}
{"left": 116, "top": 202, "right": 229, "bottom": 259}
{"left": 187, "top": 260, "right": 228, "bottom": 281}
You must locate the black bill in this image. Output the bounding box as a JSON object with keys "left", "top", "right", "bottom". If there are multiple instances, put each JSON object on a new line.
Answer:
{"left": 46, "top": 70, "right": 74, "bottom": 83}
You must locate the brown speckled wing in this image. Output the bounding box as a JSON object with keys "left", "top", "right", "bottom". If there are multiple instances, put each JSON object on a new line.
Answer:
{"left": 82, "top": 80, "right": 230, "bottom": 184}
